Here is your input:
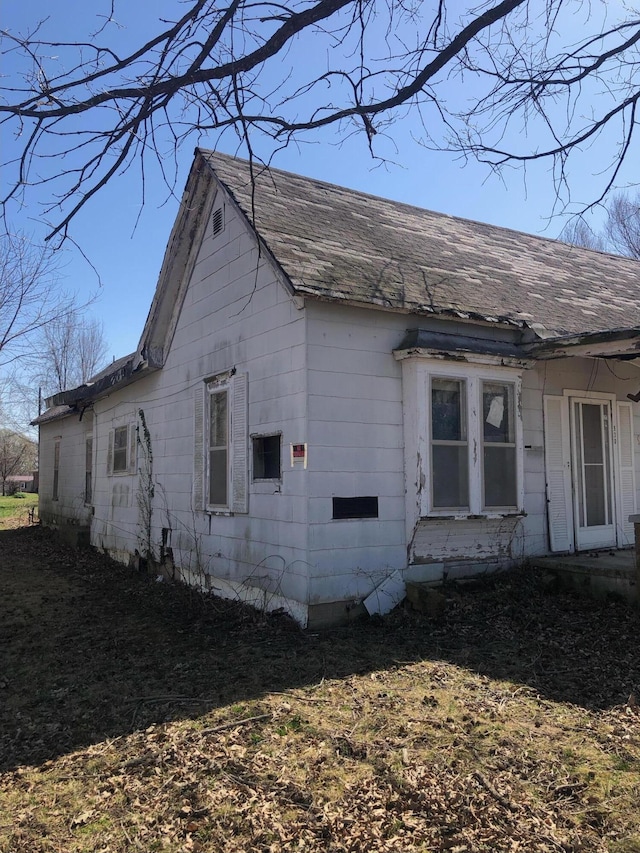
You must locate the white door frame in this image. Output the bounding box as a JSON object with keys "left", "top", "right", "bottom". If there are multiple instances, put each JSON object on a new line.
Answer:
{"left": 544, "top": 390, "right": 637, "bottom": 553}
{"left": 567, "top": 392, "right": 617, "bottom": 550}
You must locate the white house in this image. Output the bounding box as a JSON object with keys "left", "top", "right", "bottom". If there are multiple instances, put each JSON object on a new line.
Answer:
{"left": 34, "top": 150, "right": 640, "bottom": 626}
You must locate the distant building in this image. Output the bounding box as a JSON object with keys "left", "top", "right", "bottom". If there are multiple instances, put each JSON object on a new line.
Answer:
{"left": 5, "top": 474, "right": 36, "bottom": 494}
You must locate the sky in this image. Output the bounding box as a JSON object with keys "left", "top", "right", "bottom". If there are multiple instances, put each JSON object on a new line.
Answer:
{"left": 2, "top": 0, "right": 637, "bottom": 378}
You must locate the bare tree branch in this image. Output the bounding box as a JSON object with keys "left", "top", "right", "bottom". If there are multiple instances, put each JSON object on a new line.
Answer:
{"left": 559, "top": 190, "right": 640, "bottom": 260}
{"left": 29, "top": 314, "right": 108, "bottom": 397}
{"left": 0, "top": 231, "right": 71, "bottom": 367}
{"left": 1, "top": 1, "right": 639, "bottom": 240}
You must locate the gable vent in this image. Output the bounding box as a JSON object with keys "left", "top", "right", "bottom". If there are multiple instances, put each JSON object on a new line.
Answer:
{"left": 212, "top": 206, "right": 224, "bottom": 237}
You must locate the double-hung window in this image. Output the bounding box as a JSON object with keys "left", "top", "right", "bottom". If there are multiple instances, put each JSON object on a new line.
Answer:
{"left": 426, "top": 367, "right": 523, "bottom": 515}
{"left": 194, "top": 371, "right": 248, "bottom": 513}
{"left": 481, "top": 381, "right": 517, "bottom": 509}
{"left": 85, "top": 435, "right": 93, "bottom": 504}
{"left": 208, "top": 385, "right": 229, "bottom": 507}
{"left": 107, "top": 423, "right": 136, "bottom": 475}
{"left": 52, "top": 438, "right": 61, "bottom": 501}
{"left": 431, "top": 378, "right": 469, "bottom": 509}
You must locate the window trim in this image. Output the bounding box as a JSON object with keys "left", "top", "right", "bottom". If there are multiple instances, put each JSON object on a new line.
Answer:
{"left": 206, "top": 378, "right": 231, "bottom": 510}
{"left": 423, "top": 362, "right": 524, "bottom": 518}
{"left": 194, "top": 371, "right": 249, "bottom": 515}
{"left": 107, "top": 423, "right": 137, "bottom": 476}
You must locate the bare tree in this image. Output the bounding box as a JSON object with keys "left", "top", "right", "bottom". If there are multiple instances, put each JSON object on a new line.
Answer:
{"left": 0, "top": 372, "right": 38, "bottom": 436}
{"left": 559, "top": 220, "right": 607, "bottom": 253}
{"left": 604, "top": 193, "right": 640, "bottom": 260}
{"left": 560, "top": 191, "right": 640, "bottom": 259}
{"left": 0, "top": 428, "right": 37, "bottom": 495}
{"left": 75, "top": 319, "right": 108, "bottom": 389}
{"left": 1, "top": 1, "right": 639, "bottom": 241}
{"left": 33, "top": 315, "right": 108, "bottom": 397}
{"left": 0, "top": 231, "right": 74, "bottom": 368}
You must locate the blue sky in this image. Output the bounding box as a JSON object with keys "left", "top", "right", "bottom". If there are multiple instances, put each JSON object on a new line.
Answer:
{"left": 2, "top": 1, "right": 636, "bottom": 367}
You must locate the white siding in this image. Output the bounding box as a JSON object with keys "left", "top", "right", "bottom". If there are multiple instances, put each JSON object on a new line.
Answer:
{"left": 305, "top": 302, "right": 408, "bottom": 602}
{"left": 39, "top": 414, "right": 94, "bottom": 529}
{"left": 90, "top": 194, "right": 310, "bottom": 615}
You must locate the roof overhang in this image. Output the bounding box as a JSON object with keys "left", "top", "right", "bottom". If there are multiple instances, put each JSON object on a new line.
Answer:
{"left": 30, "top": 405, "right": 76, "bottom": 427}
{"left": 525, "top": 326, "right": 640, "bottom": 360}
{"left": 44, "top": 357, "right": 156, "bottom": 410}
{"left": 393, "top": 328, "right": 534, "bottom": 368}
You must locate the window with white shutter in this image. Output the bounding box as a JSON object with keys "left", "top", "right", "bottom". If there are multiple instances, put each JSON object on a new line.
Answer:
{"left": 194, "top": 371, "right": 248, "bottom": 513}
{"left": 107, "top": 424, "right": 137, "bottom": 475}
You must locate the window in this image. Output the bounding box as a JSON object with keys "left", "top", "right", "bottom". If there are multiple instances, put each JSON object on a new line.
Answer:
{"left": 52, "top": 439, "right": 60, "bottom": 501}
{"left": 194, "top": 371, "right": 248, "bottom": 513}
{"left": 85, "top": 436, "right": 93, "bottom": 504}
{"left": 431, "top": 378, "right": 469, "bottom": 509}
{"left": 113, "top": 426, "right": 128, "bottom": 472}
{"left": 425, "top": 369, "right": 522, "bottom": 515}
{"left": 253, "top": 434, "right": 281, "bottom": 480}
{"left": 209, "top": 387, "right": 229, "bottom": 506}
{"left": 482, "top": 381, "right": 517, "bottom": 508}
{"left": 107, "top": 424, "right": 136, "bottom": 475}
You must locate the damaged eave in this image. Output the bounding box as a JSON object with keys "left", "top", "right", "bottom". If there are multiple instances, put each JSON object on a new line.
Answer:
{"left": 525, "top": 326, "right": 640, "bottom": 361}
{"left": 30, "top": 404, "right": 76, "bottom": 427}
{"left": 46, "top": 359, "right": 156, "bottom": 409}
{"left": 294, "top": 284, "right": 531, "bottom": 330}
{"left": 392, "top": 329, "right": 534, "bottom": 368}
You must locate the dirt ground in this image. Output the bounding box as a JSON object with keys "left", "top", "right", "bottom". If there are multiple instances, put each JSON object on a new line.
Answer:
{"left": 1, "top": 523, "right": 640, "bottom": 852}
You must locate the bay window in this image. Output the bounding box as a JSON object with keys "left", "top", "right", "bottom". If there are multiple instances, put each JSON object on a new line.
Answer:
{"left": 423, "top": 366, "right": 523, "bottom": 516}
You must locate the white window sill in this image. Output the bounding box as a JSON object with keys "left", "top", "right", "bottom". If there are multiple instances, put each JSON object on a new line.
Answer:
{"left": 422, "top": 511, "right": 526, "bottom": 520}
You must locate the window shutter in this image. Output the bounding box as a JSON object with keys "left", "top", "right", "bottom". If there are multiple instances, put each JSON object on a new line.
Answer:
{"left": 616, "top": 401, "right": 636, "bottom": 546}
{"left": 543, "top": 395, "right": 573, "bottom": 553}
{"left": 128, "top": 423, "right": 138, "bottom": 474}
{"left": 193, "top": 385, "right": 205, "bottom": 510}
{"left": 231, "top": 372, "right": 248, "bottom": 513}
{"left": 107, "top": 429, "right": 114, "bottom": 475}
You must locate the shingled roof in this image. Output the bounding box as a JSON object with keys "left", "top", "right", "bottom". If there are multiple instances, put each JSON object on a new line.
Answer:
{"left": 204, "top": 151, "right": 640, "bottom": 337}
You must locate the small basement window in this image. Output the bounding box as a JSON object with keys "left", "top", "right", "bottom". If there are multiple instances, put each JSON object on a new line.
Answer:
{"left": 253, "top": 434, "right": 281, "bottom": 480}
{"left": 332, "top": 496, "right": 379, "bottom": 519}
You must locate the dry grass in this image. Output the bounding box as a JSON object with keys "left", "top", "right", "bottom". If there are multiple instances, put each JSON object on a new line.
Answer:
{"left": 1, "top": 522, "right": 639, "bottom": 852}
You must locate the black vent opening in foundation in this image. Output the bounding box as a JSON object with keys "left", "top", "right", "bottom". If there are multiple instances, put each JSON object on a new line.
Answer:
{"left": 332, "top": 496, "right": 379, "bottom": 519}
